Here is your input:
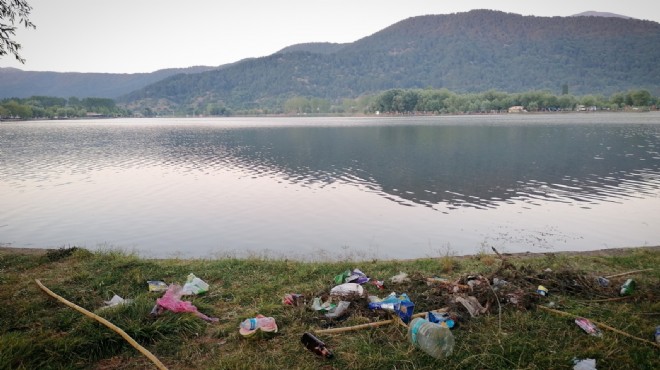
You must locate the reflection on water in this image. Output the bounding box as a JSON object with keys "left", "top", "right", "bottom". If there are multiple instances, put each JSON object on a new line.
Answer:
{"left": 202, "top": 123, "right": 660, "bottom": 211}
{"left": 1, "top": 113, "right": 659, "bottom": 259}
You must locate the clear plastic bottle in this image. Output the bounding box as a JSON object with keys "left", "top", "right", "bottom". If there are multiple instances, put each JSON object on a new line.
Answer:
{"left": 408, "top": 317, "right": 455, "bottom": 358}
{"left": 239, "top": 315, "right": 276, "bottom": 331}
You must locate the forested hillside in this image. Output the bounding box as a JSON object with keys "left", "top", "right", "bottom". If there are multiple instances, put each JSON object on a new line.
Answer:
{"left": 0, "top": 66, "right": 216, "bottom": 99}
{"left": 120, "top": 10, "right": 660, "bottom": 114}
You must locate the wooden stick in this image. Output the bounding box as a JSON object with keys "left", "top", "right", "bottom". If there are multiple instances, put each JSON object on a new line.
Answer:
{"left": 35, "top": 279, "right": 169, "bottom": 370}
{"left": 605, "top": 268, "right": 653, "bottom": 279}
{"left": 537, "top": 305, "right": 660, "bottom": 349}
{"left": 581, "top": 296, "right": 631, "bottom": 303}
{"left": 315, "top": 307, "right": 448, "bottom": 335}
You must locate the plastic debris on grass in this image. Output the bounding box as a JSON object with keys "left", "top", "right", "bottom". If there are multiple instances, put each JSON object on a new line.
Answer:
{"left": 282, "top": 293, "right": 304, "bottom": 306}
{"left": 368, "top": 292, "right": 415, "bottom": 323}
{"left": 239, "top": 314, "right": 278, "bottom": 338}
{"left": 100, "top": 294, "right": 133, "bottom": 310}
{"left": 147, "top": 280, "right": 168, "bottom": 293}
{"left": 182, "top": 273, "right": 209, "bottom": 295}
{"left": 575, "top": 317, "right": 602, "bottom": 337}
{"left": 334, "top": 268, "right": 370, "bottom": 285}
{"left": 155, "top": 284, "right": 218, "bottom": 322}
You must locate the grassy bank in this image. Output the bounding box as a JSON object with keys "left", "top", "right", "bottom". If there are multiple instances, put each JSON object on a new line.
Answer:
{"left": 1, "top": 246, "right": 658, "bottom": 370}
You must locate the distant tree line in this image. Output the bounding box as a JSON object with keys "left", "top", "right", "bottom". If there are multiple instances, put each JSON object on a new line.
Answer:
{"left": 367, "top": 88, "right": 657, "bottom": 114}
{"left": 281, "top": 89, "right": 657, "bottom": 115}
{"left": 2, "top": 89, "right": 657, "bottom": 120}
{"left": 0, "top": 96, "right": 129, "bottom": 119}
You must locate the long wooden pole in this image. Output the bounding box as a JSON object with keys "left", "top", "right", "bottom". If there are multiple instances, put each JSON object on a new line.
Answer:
{"left": 35, "top": 279, "right": 168, "bottom": 370}
{"left": 315, "top": 307, "right": 448, "bottom": 335}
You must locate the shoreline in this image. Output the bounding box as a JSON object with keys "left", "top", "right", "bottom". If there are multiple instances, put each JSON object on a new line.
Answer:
{"left": 3, "top": 245, "right": 658, "bottom": 260}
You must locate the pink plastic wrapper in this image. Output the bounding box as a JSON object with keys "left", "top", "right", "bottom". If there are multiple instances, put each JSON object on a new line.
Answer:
{"left": 575, "top": 317, "right": 602, "bottom": 337}
{"left": 156, "top": 284, "right": 218, "bottom": 322}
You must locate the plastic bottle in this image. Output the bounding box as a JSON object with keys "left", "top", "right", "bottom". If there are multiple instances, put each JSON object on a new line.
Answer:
{"left": 301, "top": 332, "right": 334, "bottom": 359}
{"left": 239, "top": 316, "right": 277, "bottom": 332}
{"left": 408, "top": 317, "right": 455, "bottom": 359}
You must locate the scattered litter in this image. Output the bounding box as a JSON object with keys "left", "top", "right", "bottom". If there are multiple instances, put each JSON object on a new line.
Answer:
{"left": 655, "top": 326, "right": 660, "bottom": 344}
{"left": 492, "top": 277, "right": 507, "bottom": 290}
{"left": 282, "top": 293, "right": 304, "bottom": 306}
{"left": 390, "top": 272, "right": 410, "bottom": 284}
{"left": 466, "top": 275, "right": 482, "bottom": 290}
{"left": 575, "top": 317, "right": 602, "bottom": 337}
{"left": 239, "top": 314, "right": 278, "bottom": 338}
{"left": 312, "top": 297, "right": 336, "bottom": 313}
{"left": 427, "top": 310, "right": 455, "bottom": 329}
{"left": 368, "top": 293, "right": 415, "bottom": 323}
{"left": 325, "top": 301, "right": 351, "bottom": 319}
{"left": 619, "top": 279, "right": 636, "bottom": 296}
{"left": 335, "top": 268, "right": 370, "bottom": 285}
{"left": 426, "top": 277, "right": 470, "bottom": 293}
{"left": 454, "top": 296, "right": 487, "bottom": 317}
{"left": 330, "top": 283, "right": 365, "bottom": 297}
{"left": 155, "top": 284, "right": 218, "bottom": 322}
{"left": 408, "top": 317, "right": 455, "bottom": 358}
{"left": 147, "top": 280, "right": 168, "bottom": 292}
{"left": 301, "top": 332, "right": 334, "bottom": 359}
{"left": 181, "top": 273, "right": 209, "bottom": 295}
{"left": 370, "top": 279, "right": 385, "bottom": 290}
{"left": 537, "top": 285, "right": 549, "bottom": 296}
{"left": 100, "top": 294, "right": 132, "bottom": 309}
{"left": 150, "top": 304, "right": 164, "bottom": 316}
{"left": 573, "top": 358, "right": 597, "bottom": 370}
{"left": 596, "top": 277, "right": 609, "bottom": 287}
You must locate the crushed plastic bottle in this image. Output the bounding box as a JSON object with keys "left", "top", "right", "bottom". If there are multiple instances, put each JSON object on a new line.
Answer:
{"left": 301, "top": 332, "right": 334, "bottom": 359}
{"left": 239, "top": 315, "right": 278, "bottom": 338}
{"left": 408, "top": 317, "right": 454, "bottom": 359}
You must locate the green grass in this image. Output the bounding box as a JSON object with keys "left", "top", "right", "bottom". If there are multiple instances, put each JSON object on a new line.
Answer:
{"left": 0, "top": 246, "right": 658, "bottom": 369}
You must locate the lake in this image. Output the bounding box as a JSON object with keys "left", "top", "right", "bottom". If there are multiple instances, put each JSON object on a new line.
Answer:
{"left": 1, "top": 113, "right": 659, "bottom": 260}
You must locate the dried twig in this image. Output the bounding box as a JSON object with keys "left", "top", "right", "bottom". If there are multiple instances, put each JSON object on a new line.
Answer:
{"left": 537, "top": 305, "right": 660, "bottom": 349}
{"left": 485, "top": 278, "right": 502, "bottom": 332}
{"left": 605, "top": 269, "right": 653, "bottom": 279}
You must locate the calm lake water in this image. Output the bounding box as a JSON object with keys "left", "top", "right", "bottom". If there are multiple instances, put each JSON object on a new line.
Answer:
{"left": 1, "top": 113, "right": 659, "bottom": 260}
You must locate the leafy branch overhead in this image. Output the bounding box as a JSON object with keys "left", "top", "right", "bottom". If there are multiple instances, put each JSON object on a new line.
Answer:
{"left": 0, "top": 0, "right": 36, "bottom": 63}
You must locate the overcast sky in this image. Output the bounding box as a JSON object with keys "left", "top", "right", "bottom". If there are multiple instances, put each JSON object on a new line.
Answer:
{"left": 1, "top": 0, "right": 659, "bottom": 74}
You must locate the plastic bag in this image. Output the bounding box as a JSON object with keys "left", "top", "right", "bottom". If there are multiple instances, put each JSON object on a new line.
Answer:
{"left": 181, "top": 273, "right": 209, "bottom": 295}
{"left": 155, "top": 284, "right": 218, "bottom": 322}
{"left": 330, "top": 283, "right": 365, "bottom": 297}
{"left": 575, "top": 317, "right": 602, "bottom": 337}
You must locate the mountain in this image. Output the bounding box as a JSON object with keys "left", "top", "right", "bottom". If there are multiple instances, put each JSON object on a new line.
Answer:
{"left": 0, "top": 66, "right": 216, "bottom": 99}
{"left": 570, "top": 11, "right": 632, "bottom": 19}
{"left": 3, "top": 10, "right": 659, "bottom": 112}
{"left": 277, "top": 42, "right": 348, "bottom": 55}
{"left": 122, "top": 10, "right": 660, "bottom": 113}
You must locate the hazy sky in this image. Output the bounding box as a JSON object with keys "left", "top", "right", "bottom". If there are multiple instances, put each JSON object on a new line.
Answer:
{"left": 1, "top": 0, "right": 659, "bottom": 74}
